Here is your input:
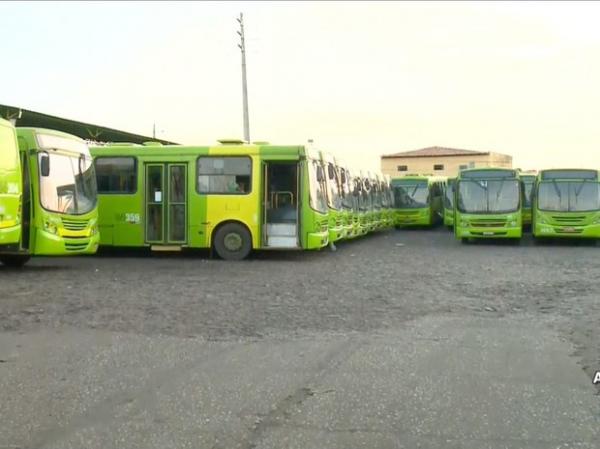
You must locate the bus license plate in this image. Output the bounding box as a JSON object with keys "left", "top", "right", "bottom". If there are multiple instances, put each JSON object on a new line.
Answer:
{"left": 483, "top": 231, "right": 494, "bottom": 236}
{"left": 562, "top": 227, "right": 576, "bottom": 233}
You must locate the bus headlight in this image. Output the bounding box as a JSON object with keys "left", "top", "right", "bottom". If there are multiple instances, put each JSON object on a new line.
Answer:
{"left": 43, "top": 220, "right": 58, "bottom": 235}
{"left": 538, "top": 217, "right": 547, "bottom": 224}
{"left": 460, "top": 220, "right": 468, "bottom": 227}
{"left": 594, "top": 216, "right": 600, "bottom": 224}
{"left": 510, "top": 221, "right": 517, "bottom": 227}
{"left": 90, "top": 224, "right": 99, "bottom": 236}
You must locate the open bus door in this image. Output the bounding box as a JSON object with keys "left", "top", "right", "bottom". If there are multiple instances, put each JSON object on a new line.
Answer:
{"left": 262, "top": 161, "right": 300, "bottom": 248}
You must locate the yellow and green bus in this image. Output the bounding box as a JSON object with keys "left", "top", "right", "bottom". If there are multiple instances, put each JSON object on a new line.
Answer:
{"left": 454, "top": 168, "right": 522, "bottom": 242}
{"left": 391, "top": 175, "right": 444, "bottom": 227}
{"left": 0, "top": 118, "right": 22, "bottom": 263}
{"left": 1, "top": 126, "right": 99, "bottom": 266}
{"left": 520, "top": 173, "right": 536, "bottom": 226}
{"left": 532, "top": 169, "right": 600, "bottom": 240}
{"left": 90, "top": 140, "right": 330, "bottom": 260}
{"left": 443, "top": 177, "right": 456, "bottom": 228}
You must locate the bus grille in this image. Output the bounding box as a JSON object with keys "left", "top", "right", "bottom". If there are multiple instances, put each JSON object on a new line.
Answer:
{"left": 65, "top": 241, "right": 89, "bottom": 251}
{"left": 556, "top": 228, "right": 583, "bottom": 234}
{"left": 396, "top": 210, "right": 420, "bottom": 215}
{"left": 551, "top": 216, "right": 586, "bottom": 224}
{"left": 62, "top": 218, "right": 89, "bottom": 231}
{"left": 469, "top": 219, "right": 506, "bottom": 227}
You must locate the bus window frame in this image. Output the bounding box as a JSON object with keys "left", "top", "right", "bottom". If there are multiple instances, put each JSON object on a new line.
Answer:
{"left": 94, "top": 156, "right": 138, "bottom": 195}
{"left": 195, "top": 155, "right": 253, "bottom": 196}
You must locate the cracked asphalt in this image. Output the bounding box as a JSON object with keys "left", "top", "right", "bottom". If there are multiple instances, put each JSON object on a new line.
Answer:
{"left": 1, "top": 228, "right": 599, "bottom": 448}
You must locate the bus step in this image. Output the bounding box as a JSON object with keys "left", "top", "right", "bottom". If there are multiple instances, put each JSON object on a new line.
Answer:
{"left": 151, "top": 245, "right": 183, "bottom": 252}
{"left": 266, "top": 236, "right": 298, "bottom": 248}
{"left": 266, "top": 223, "right": 297, "bottom": 237}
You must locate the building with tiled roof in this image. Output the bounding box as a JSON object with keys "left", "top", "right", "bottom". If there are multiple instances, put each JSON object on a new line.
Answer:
{"left": 381, "top": 146, "right": 512, "bottom": 177}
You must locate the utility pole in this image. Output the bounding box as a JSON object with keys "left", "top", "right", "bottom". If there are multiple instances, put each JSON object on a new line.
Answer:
{"left": 152, "top": 122, "right": 156, "bottom": 139}
{"left": 237, "top": 13, "right": 250, "bottom": 143}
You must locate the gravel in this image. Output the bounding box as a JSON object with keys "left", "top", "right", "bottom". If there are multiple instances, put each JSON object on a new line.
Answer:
{"left": 1, "top": 227, "right": 599, "bottom": 382}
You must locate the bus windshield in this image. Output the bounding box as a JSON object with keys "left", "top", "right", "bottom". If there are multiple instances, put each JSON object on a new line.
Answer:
{"left": 325, "top": 163, "right": 342, "bottom": 210}
{"left": 38, "top": 153, "right": 97, "bottom": 215}
{"left": 444, "top": 179, "right": 455, "bottom": 209}
{"left": 308, "top": 160, "right": 328, "bottom": 214}
{"left": 458, "top": 179, "right": 519, "bottom": 213}
{"left": 393, "top": 181, "right": 429, "bottom": 209}
{"left": 538, "top": 181, "right": 600, "bottom": 212}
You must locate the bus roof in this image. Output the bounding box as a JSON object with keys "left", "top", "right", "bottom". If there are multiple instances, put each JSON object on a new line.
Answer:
{"left": 457, "top": 167, "right": 518, "bottom": 179}
{"left": 538, "top": 169, "right": 599, "bottom": 181}
{"left": 90, "top": 143, "right": 313, "bottom": 160}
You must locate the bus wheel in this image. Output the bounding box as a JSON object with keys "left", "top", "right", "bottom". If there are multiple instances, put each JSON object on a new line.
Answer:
{"left": 213, "top": 223, "right": 252, "bottom": 261}
{"left": 0, "top": 255, "right": 30, "bottom": 268}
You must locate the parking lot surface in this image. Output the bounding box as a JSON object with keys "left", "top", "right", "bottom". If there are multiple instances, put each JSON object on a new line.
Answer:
{"left": 1, "top": 229, "right": 599, "bottom": 448}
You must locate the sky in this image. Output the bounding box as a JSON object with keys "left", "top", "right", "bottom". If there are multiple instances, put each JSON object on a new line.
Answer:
{"left": 1, "top": 1, "right": 600, "bottom": 172}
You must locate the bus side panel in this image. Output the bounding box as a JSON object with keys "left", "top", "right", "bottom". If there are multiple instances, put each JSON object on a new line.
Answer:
{"left": 201, "top": 154, "right": 261, "bottom": 249}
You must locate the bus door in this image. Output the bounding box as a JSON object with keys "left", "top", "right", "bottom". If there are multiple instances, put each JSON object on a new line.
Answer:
{"left": 145, "top": 163, "right": 187, "bottom": 247}
{"left": 262, "top": 161, "right": 300, "bottom": 248}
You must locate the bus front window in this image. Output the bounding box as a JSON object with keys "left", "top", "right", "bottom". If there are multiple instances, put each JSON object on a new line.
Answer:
{"left": 38, "top": 153, "right": 97, "bottom": 215}
{"left": 444, "top": 180, "right": 455, "bottom": 209}
{"left": 326, "top": 163, "right": 342, "bottom": 210}
{"left": 393, "top": 182, "right": 429, "bottom": 209}
{"left": 458, "top": 179, "right": 519, "bottom": 213}
{"left": 308, "top": 161, "right": 328, "bottom": 214}
{"left": 538, "top": 181, "right": 600, "bottom": 212}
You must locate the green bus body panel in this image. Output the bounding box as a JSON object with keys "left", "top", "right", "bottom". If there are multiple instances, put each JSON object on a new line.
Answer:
{"left": 90, "top": 144, "right": 328, "bottom": 252}
{"left": 454, "top": 167, "right": 522, "bottom": 239}
{"left": 10, "top": 128, "right": 99, "bottom": 256}
{"left": 391, "top": 176, "right": 444, "bottom": 227}
{"left": 0, "top": 119, "right": 22, "bottom": 248}
{"left": 532, "top": 169, "right": 600, "bottom": 239}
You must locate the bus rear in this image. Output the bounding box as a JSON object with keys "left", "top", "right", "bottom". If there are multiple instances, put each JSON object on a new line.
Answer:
{"left": 455, "top": 168, "right": 522, "bottom": 241}
{"left": 0, "top": 119, "right": 22, "bottom": 256}
{"left": 533, "top": 169, "right": 600, "bottom": 239}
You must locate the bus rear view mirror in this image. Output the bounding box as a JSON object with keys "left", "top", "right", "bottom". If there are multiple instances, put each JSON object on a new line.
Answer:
{"left": 40, "top": 153, "right": 50, "bottom": 177}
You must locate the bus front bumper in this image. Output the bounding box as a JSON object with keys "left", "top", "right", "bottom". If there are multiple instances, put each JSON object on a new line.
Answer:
{"left": 328, "top": 225, "right": 345, "bottom": 243}
{"left": 34, "top": 229, "right": 100, "bottom": 255}
{"left": 307, "top": 230, "right": 329, "bottom": 249}
{"left": 534, "top": 223, "right": 600, "bottom": 238}
{"left": 457, "top": 226, "right": 522, "bottom": 239}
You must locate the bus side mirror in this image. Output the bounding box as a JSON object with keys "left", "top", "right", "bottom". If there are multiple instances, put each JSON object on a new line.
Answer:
{"left": 40, "top": 154, "right": 50, "bottom": 177}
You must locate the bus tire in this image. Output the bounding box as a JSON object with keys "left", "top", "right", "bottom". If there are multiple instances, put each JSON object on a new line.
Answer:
{"left": 213, "top": 222, "right": 252, "bottom": 261}
{"left": 0, "top": 255, "right": 30, "bottom": 268}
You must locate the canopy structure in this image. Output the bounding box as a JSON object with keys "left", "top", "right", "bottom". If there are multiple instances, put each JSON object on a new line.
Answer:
{"left": 0, "top": 104, "right": 178, "bottom": 145}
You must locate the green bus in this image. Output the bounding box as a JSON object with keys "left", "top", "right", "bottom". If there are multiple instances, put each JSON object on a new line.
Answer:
{"left": 443, "top": 177, "right": 456, "bottom": 228}
{"left": 520, "top": 173, "right": 536, "bottom": 226}
{"left": 532, "top": 169, "right": 600, "bottom": 240}
{"left": 0, "top": 119, "right": 22, "bottom": 261}
{"left": 319, "top": 152, "right": 345, "bottom": 243}
{"left": 1, "top": 126, "right": 99, "bottom": 266}
{"left": 90, "top": 141, "right": 330, "bottom": 260}
{"left": 391, "top": 175, "right": 444, "bottom": 227}
{"left": 338, "top": 163, "right": 358, "bottom": 239}
{"left": 454, "top": 168, "right": 522, "bottom": 242}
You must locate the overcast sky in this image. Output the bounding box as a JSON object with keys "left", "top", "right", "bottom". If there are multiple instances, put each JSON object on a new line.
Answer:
{"left": 2, "top": 1, "right": 600, "bottom": 171}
